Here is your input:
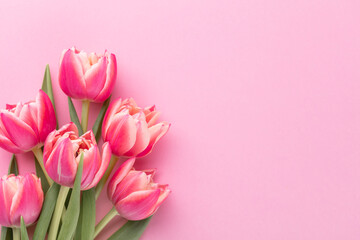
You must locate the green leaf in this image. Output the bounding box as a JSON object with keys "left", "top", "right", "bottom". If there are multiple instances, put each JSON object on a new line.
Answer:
{"left": 108, "top": 217, "right": 152, "bottom": 240}
{"left": 33, "top": 183, "right": 61, "bottom": 240}
{"left": 76, "top": 188, "right": 96, "bottom": 240}
{"left": 68, "top": 97, "right": 83, "bottom": 135}
{"left": 74, "top": 200, "right": 83, "bottom": 240}
{"left": 8, "top": 154, "right": 18, "bottom": 175}
{"left": 92, "top": 96, "right": 111, "bottom": 141}
{"left": 34, "top": 155, "right": 50, "bottom": 193}
{"left": 41, "top": 65, "right": 54, "bottom": 103}
{"left": 20, "top": 217, "right": 29, "bottom": 240}
{"left": 57, "top": 153, "right": 84, "bottom": 240}
{"left": 64, "top": 188, "right": 72, "bottom": 208}
{"left": 41, "top": 65, "right": 58, "bottom": 129}
{"left": 1, "top": 226, "right": 12, "bottom": 240}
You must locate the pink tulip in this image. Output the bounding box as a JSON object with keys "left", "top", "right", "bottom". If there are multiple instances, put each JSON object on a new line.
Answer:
{"left": 0, "top": 90, "right": 56, "bottom": 153}
{"left": 59, "top": 47, "right": 117, "bottom": 102}
{"left": 102, "top": 98, "right": 170, "bottom": 157}
{"left": 108, "top": 158, "right": 170, "bottom": 220}
{"left": 44, "top": 123, "right": 111, "bottom": 190}
{"left": 0, "top": 173, "right": 44, "bottom": 227}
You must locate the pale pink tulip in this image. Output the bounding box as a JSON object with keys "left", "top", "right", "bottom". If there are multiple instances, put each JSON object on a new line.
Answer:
{"left": 59, "top": 47, "right": 117, "bottom": 102}
{"left": 0, "top": 173, "right": 44, "bottom": 227}
{"left": 0, "top": 90, "right": 56, "bottom": 153}
{"left": 44, "top": 123, "right": 111, "bottom": 190}
{"left": 102, "top": 98, "right": 170, "bottom": 157}
{"left": 108, "top": 158, "right": 170, "bottom": 220}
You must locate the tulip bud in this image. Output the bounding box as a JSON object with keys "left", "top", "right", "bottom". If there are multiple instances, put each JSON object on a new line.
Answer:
{"left": 0, "top": 173, "right": 44, "bottom": 227}
{"left": 108, "top": 158, "right": 170, "bottom": 220}
{"left": 59, "top": 47, "right": 117, "bottom": 103}
{"left": 44, "top": 123, "right": 111, "bottom": 190}
{"left": 102, "top": 98, "right": 170, "bottom": 158}
{"left": 0, "top": 90, "right": 56, "bottom": 153}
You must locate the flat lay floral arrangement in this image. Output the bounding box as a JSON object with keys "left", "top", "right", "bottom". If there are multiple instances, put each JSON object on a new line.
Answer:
{"left": 0, "top": 47, "right": 171, "bottom": 240}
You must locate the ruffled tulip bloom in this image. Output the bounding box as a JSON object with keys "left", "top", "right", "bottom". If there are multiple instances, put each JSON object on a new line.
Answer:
{"left": 43, "top": 122, "right": 111, "bottom": 190}
{"left": 108, "top": 158, "right": 170, "bottom": 220}
{"left": 0, "top": 173, "right": 44, "bottom": 227}
{"left": 102, "top": 98, "right": 170, "bottom": 158}
{"left": 59, "top": 47, "right": 117, "bottom": 103}
{"left": 0, "top": 90, "right": 56, "bottom": 153}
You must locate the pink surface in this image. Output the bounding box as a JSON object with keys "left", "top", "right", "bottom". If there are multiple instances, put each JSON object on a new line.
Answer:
{"left": 0, "top": 0, "right": 360, "bottom": 239}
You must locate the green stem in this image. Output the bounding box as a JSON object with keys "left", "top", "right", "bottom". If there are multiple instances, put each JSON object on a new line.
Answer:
{"left": 95, "top": 155, "right": 119, "bottom": 199}
{"left": 81, "top": 100, "right": 90, "bottom": 132}
{"left": 32, "top": 148, "right": 53, "bottom": 185}
{"left": 12, "top": 228, "right": 20, "bottom": 240}
{"left": 94, "top": 207, "right": 118, "bottom": 238}
{"left": 48, "top": 186, "right": 70, "bottom": 240}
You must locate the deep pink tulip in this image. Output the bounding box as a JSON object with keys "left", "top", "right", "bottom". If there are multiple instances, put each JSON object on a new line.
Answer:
{"left": 102, "top": 98, "right": 170, "bottom": 157}
{"left": 0, "top": 90, "right": 56, "bottom": 153}
{"left": 0, "top": 173, "right": 44, "bottom": 227}
{"left": 59, "top": 47, "right": 117, "bottom": 102}
{"left": 108, "top": 158, "right": 170, "bottom": 221}
{"left": 44, "top": 123, "right": 111, "bottom": 190}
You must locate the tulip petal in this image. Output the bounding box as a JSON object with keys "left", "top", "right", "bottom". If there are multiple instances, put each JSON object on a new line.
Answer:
{"left": 59, "top": 49, "right": 87, "bottom": 100}
{"left": 94, "top": 53, "right": 117, "bottom": 102}
{"left": 61, "top": 122, "right": 79, "bottom": 136}
{"left": 84, "top": 56, "right": 107, "bottom": 100}
{"left": 137, "top": 122, "right": 170, "bottom": 157}
{"left": 0, "top": 177, "right": 13, "bottom": 227}
{"left": 112, "top": 171, "right": 149, "bottom": 204}
{"left": 43, "top": 131, "right": 57, "bottom": 161}
{"left": 0, "top": 116, "right": 12, "bottom": 140}
{"left": 76, "top": 50, "right": 91, "bottom": 72}
{"left": 80, "top": 129, "right": 96, "bottom": 143}
{"left": 36, "top": 90, "right": 56, "bottom": 142}
{"left": 0, "top": 112, "right": 38, "bottom": 151}
{"left": 7, "top": 177, "right": 22, "bottom": 227}
{"left": 108, "top": 158, "right": 135, "bottom": 199}
{"left": 124, "top": 114, "right": 151, "bottom": 157}
{"left": 18, "top": 103, "right": 39, "bottom": 138}
{"left": 12, "top": 103, "right": 23, "bottom": 117}
{"left": 45, "top": 137, "right": 77, "bottom": 187}
{"left": 106, "top": 111, "right": 137, "bottom": 156}
{"left": 43, "top": 123, "right": 78, "bottom": 162}
{"left": 0, "top": 134, "right": 23, "bottom": 153}
{"left": 115, "top": 189, "right": 160, "bottom": 221}
{"left": 153, "top": 185, "right": 171, "bottom": 211}
{"left": 84, "top": 142, "right": 111, "bottom": 190}
{"left": 145, "top": 110, "right": 161, "bottom": 128}
{"left": 142, "top": 185, "right": 171, "bottom": 218}
{"left": 102, "top": 98, "right": 123, "bottom": 139}
{"left": 80, "top": 145, "right": 101, "bottom": 190}
{"left": 10, "top": 174, "right": 43, "bottom": 227}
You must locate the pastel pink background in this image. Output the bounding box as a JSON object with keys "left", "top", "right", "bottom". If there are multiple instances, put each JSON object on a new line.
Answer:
{"left": 1, "top": 0, "right": 360, "bottom": 239}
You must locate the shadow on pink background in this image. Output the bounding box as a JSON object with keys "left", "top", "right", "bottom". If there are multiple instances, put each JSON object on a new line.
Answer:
{"left": 1, "top": 0, "right": 360, "bottom": 239}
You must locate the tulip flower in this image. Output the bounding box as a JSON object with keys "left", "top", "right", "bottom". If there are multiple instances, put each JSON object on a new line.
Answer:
{"left": 59, "top": 47, "right": 117, "bottom": 103}
{"left": 0, "top": 90, "right": 56, "bottom": 153}
{"left": 94, "top": 158, "right": 170, "bottom": 237}
{"left": 108, "top": 158, "right": 170, "bottom": 220}
{"left": 43, "top": 122, "right": 111, "bottom": 190}
{"left": 102, "top": 98, "right": 170, "bottom": 158}
{"left": 0, "top": 173, "right": 44, "bottom": 228}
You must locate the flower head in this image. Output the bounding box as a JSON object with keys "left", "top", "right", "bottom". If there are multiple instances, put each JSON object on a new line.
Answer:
{"left": 59, "top": 47, "right": 117, "bottom": 102}
{"left": 0, "top": 90, "right": 56, "bottom": 153}
{"left": 102, "top": 98, "right": 170, "bottom": 157}
{"left": 108, "top": 158, "right": 170, "bottom": 220}
{"left": 0, "top": 173, "right": 44, "bottom": 227}
{"left": 44, "top": 123, "right": 111, "bottom": 190}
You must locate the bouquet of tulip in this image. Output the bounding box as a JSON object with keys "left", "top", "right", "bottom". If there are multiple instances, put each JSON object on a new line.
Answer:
{"left": 0, "top": 48, "right": 171, "bottom": 240}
